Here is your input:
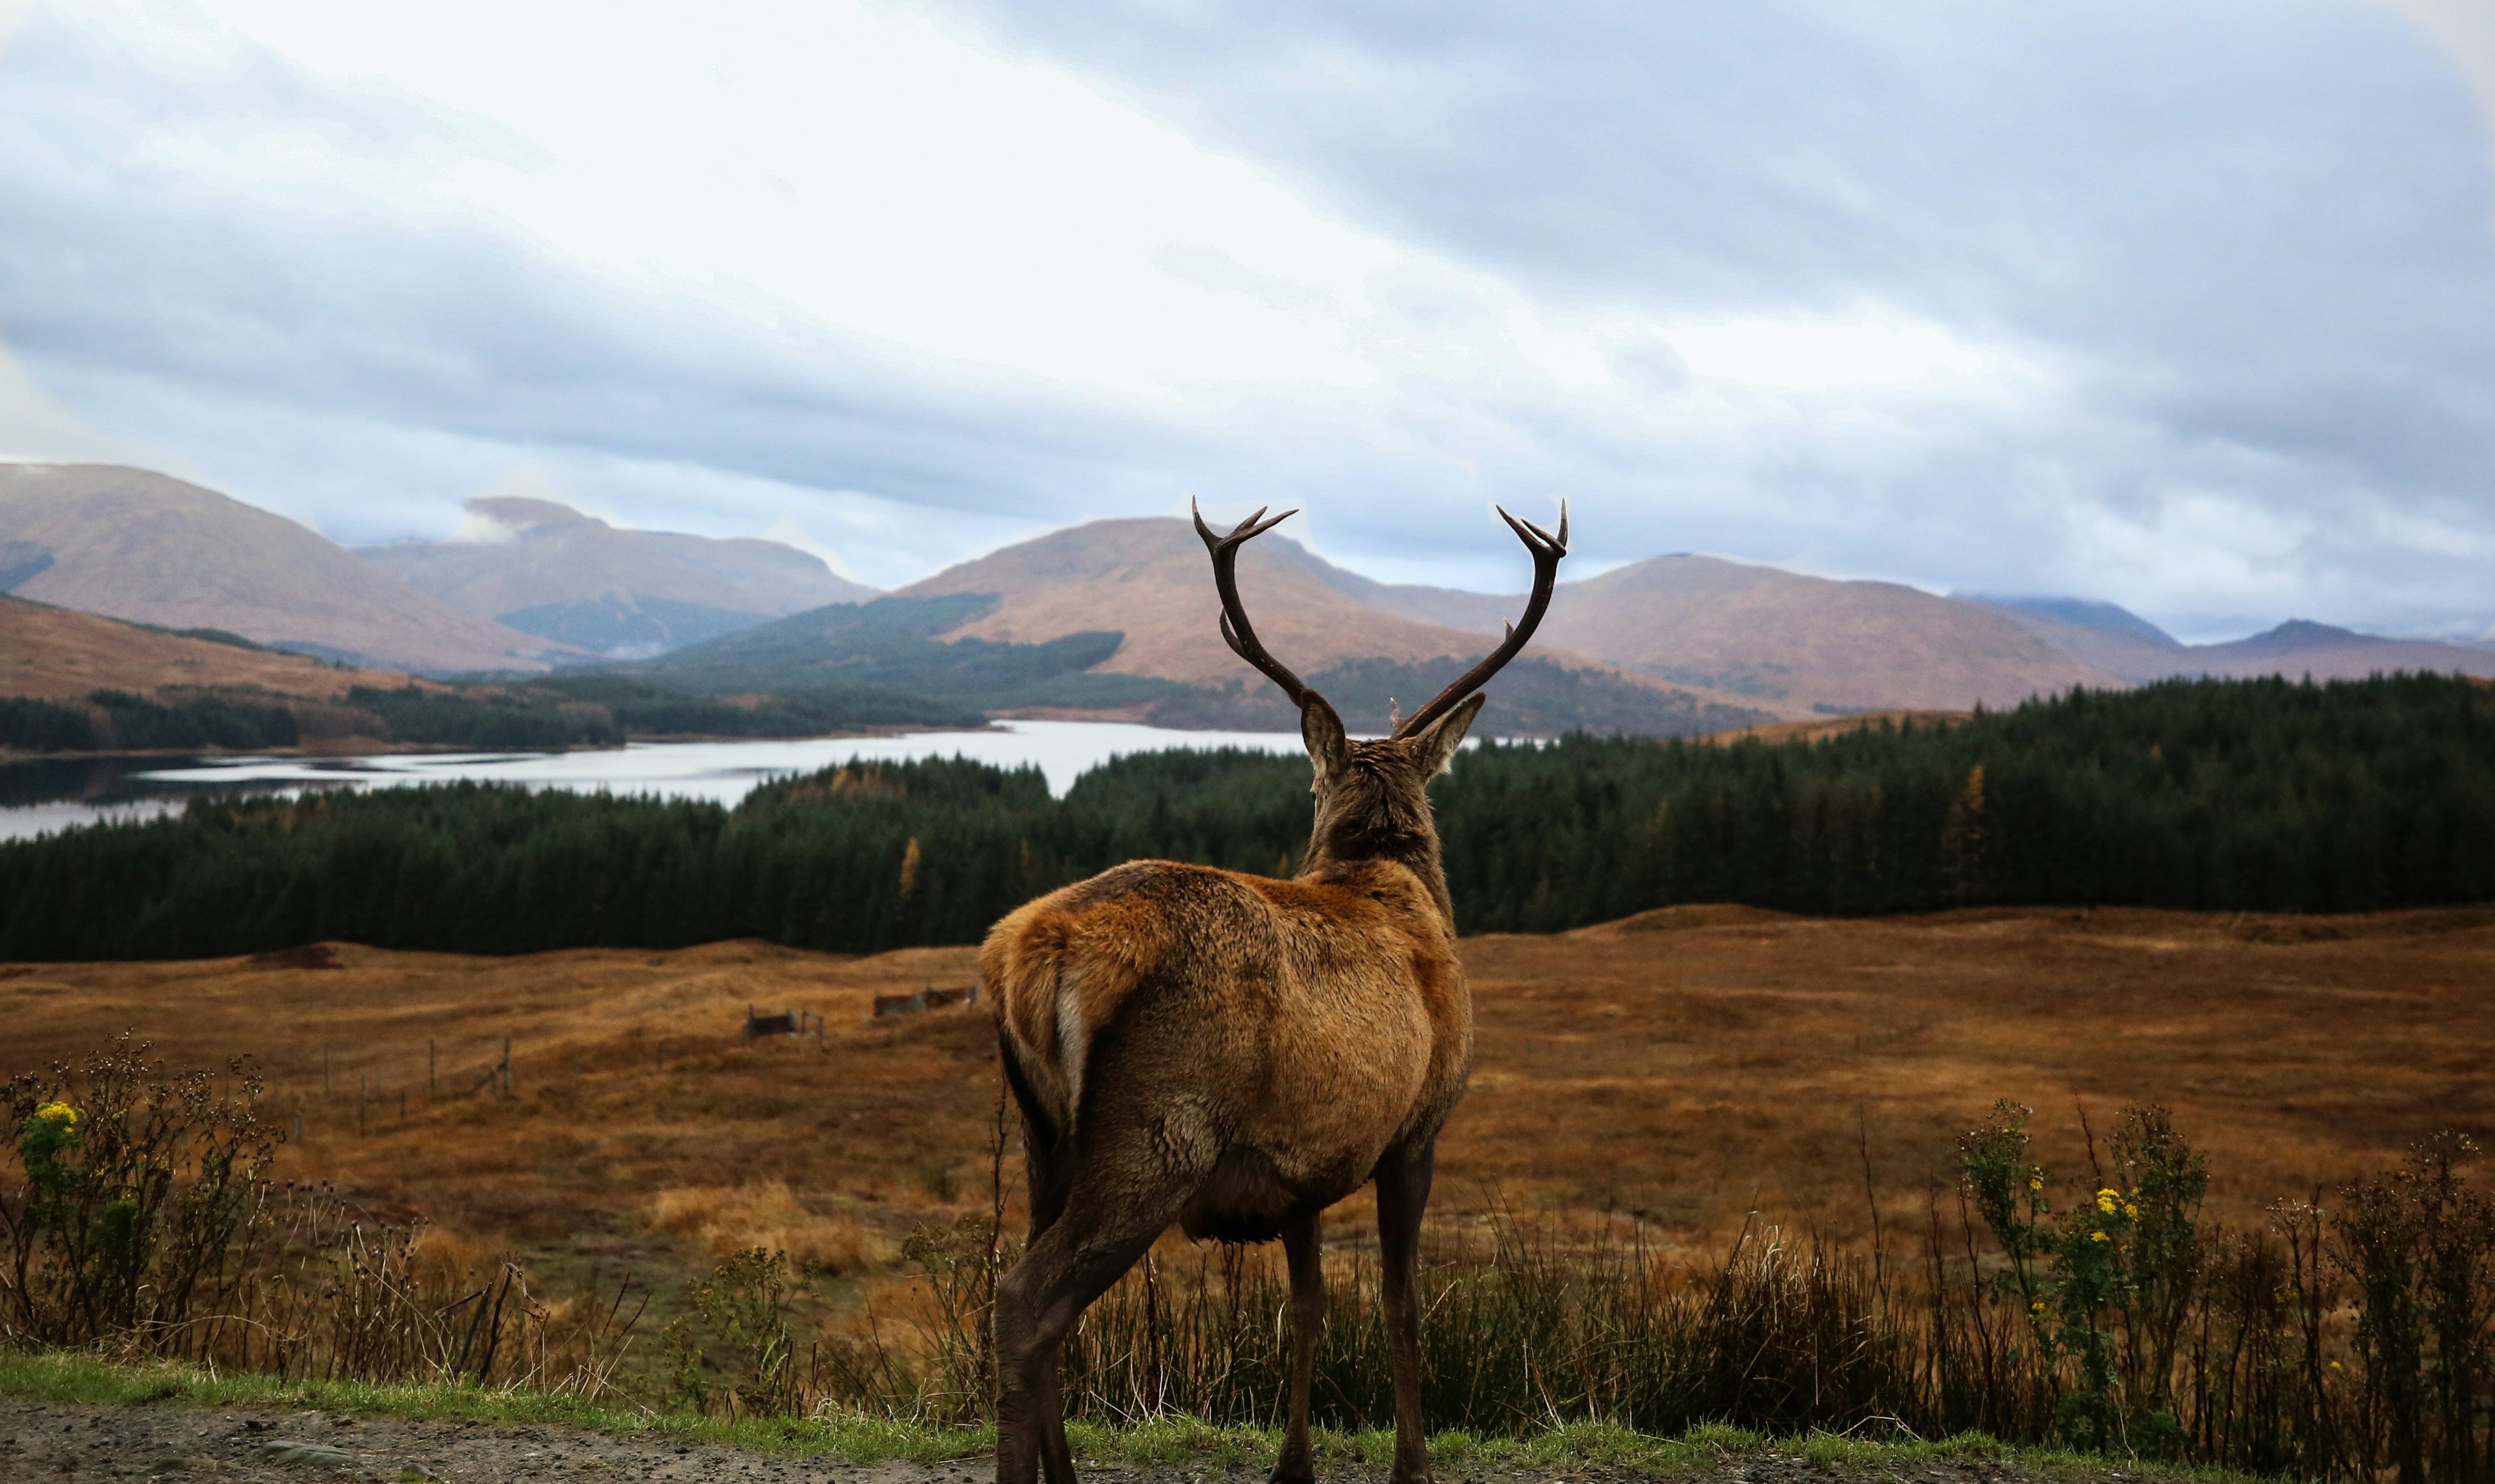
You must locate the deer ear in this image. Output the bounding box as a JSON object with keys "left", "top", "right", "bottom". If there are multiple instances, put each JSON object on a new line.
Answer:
{"left": 1405, "top": 691, "right": 1485, "bottom": 775}
{"left": 1300, "top": 695, "right": 1350, "bottom": 783}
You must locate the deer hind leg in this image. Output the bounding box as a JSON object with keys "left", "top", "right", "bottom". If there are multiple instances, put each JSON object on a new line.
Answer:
{"left": 995, "top": 1218, "right": 1157, "bottom": 1484}
{"left": 993, "top": 1125, "right": 1203, "bottom": 1484}
{"left": 1374, "top": 1139, "right": 1438, "bottom": 1484}
{"left": 1270, "top": 1212, "right": 1324, "bottom": 1484}
{"left": 1017, "top": 1112, "right": 1077, "bottom": 1484}
{"left": 1030, "top": 1341, "right": 1075, "bottom": 1484}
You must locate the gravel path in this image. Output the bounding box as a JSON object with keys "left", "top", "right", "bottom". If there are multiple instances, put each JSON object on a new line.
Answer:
{"left": 0, "top": 1397, "right": 2155, "bottom": 1484}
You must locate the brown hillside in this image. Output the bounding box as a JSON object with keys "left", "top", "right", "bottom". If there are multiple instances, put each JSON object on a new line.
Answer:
{"left": 898, "top": 516, "right": 1559, "bottom": 685}
{"left": 1534, "top": 555, "right": 2123, "bottom": 711}
{"left": 1299, "top": 558, "right": 1520, "bottom": 634}
{"left": 0, "top": 593, "right": 409, "bottom": 702}
{"left": 359, "top": 496, "right": 876, "bottom": 619}
{"left": 0, "top": 465, "right": 559, "bottom": 673}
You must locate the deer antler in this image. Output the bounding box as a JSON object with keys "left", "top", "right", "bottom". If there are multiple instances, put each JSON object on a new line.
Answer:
{"left": 1193, "top": 498, "right": 1315, "bottom": 707}
{"left": 1389, "top": 502, "right": 1569, "bottom": 739}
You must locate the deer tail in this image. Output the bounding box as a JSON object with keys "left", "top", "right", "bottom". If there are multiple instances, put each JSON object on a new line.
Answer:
{"left": 984, "top": 906, "right": 1083, "bottom": 1138}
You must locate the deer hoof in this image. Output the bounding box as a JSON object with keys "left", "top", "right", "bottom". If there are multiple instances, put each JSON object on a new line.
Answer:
{"left": 1268, "top": 1461, "right": 1316, "bottom": 1484}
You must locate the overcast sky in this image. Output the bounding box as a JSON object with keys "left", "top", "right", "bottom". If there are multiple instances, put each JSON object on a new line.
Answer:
{"left": 0, "top": 1, "right": 2489, "bottom": 640}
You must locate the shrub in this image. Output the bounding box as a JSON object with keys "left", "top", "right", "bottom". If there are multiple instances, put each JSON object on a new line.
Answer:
{"left": 0, "top": 1035, "right": 279, "bottom": 1350}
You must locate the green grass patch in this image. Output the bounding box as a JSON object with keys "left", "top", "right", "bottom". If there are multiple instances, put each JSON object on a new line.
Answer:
{"left": 0, "top": 1350, "right": 2261, "bottom": 1479}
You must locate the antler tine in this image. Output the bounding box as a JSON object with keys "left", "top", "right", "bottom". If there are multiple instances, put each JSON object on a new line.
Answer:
{"left": 1192, "top": 497, "right": 1312, "bottom": 706}
{"left": 1390, "top": 499, "right": 1570, "bottom": 740}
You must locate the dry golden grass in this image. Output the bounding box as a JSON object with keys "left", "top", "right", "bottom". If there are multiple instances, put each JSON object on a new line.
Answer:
{"left": 1460, "top": 903, "right": 2495, "bottom": 1247}
{"left": 5, "top": 904, "right": 2490, "bottom": 1286}
{"left": 650, "top": 1181, "right": 896, "bottom": 1272}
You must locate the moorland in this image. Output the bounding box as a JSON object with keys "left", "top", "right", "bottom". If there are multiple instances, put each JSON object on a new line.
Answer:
{"left": 5, "top": 901, "right": 2486, "bottom": 1285}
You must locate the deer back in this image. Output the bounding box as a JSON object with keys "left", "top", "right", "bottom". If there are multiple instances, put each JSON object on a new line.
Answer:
{"left": 984, "top": 854, "right": 1470, "bottom": 1201}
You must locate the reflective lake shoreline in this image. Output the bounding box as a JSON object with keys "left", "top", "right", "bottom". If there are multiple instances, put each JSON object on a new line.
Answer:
{"left": 0, "top": 720, "right": 1311, "bottom": 843}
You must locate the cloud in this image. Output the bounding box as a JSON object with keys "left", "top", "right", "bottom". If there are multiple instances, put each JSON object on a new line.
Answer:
{"left": 922, "top": 0, "right": 2495, "bottom": 630}
{"left": 0, "top": 341, "right": 161, "bottom": 465}
{"left": 2385, "top": 0, "right": 2495, "bottom": 214}
{"left": 0, "top": 0, "right": 2489, "bottom": 638}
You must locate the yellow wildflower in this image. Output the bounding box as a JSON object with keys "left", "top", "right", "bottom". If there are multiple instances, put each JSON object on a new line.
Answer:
{"left": 2123, "top": 1203, "right": 2140, "bottom": 1220}
{"left": 2028, "top": 1175, "right": 2043, "bottom": 1191}
{"left": 2095, "top": 1188, "right": 2119, "bottom": 1214}
{"left": 34, "top": 1101, "right": 77, "bottom": 1127}
{"left": 2090, "top": 1231, "right": 2110, "bottom": 1243}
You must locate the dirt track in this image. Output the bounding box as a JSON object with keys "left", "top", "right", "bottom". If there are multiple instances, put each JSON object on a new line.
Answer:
{"left": 5, "top": 1396, "right": 964, "bottom": 1482}
{"left": 0, "top": 1396, "right": 2156, "bottom": 1484}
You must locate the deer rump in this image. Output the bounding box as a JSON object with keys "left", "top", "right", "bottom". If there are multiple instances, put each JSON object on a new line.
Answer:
{"left": 984, "top": 857, "right": 1468, "bottom": 1246}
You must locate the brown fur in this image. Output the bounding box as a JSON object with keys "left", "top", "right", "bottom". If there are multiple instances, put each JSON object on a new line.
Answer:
{"left": 988, "top": 852, "right": 1468, "bottom": 1241}
{"left": 985, "top": 693, "right": 1487, "bottom": 1484}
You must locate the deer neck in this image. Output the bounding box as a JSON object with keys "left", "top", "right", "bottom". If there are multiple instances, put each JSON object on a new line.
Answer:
{"left": 1303, "top": 830, "right": 1458, "bottom": 933}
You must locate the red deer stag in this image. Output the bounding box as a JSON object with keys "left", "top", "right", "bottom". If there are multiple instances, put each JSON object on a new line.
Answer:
{"left": 983, "top": 500, "right": 1568, "bottom": 1484}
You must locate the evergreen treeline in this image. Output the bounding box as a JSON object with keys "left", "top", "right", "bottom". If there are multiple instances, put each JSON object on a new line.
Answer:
{"left": 0, "top": 675, "right": 978, "bottom": 756}
{"left": 1437, "top": 671, "right": 2495, "bottom": 927}
{"left": 341, "top": 685, "right": 622, "bottom": 749}
{"left": 513, "top": 676, "right": 979, "bottom": 735}
{"left": 2, "top": 674, "right": 2487, "bottom": 960}
{"left": 0, "top": 691, "right": 300, "bottom": 753}
{"left": 0, "top": 697, "right": 96, "bottom": 752}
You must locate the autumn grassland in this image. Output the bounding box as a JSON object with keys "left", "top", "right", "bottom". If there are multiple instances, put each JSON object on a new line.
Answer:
{"left": 6, "top": 903, "right": 2489, "bottom": 1321}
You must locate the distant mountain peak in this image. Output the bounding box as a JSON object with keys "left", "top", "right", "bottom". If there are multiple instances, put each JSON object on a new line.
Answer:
{"left": 363, "top": 492, "right": 876, "bottom": 658}
{"left": 453, "top": 496, "right": 602, "bottom": 542}
{"left": 1965, "top": 594, "right": 2181, "bottom": 648}
{"left": 2263, "top": 619, "right": 2361, "bottom": 643}
{"left": 2181, "top": 617, "right": 2495, "bottom": 681}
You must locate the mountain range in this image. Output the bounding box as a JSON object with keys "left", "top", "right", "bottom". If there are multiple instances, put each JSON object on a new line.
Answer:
{"left": 0, "top": 465, "right": 551, "bottom": 672}
{"left": 5, "top": 461, "right": 2490, "bottom": 738}
{"left": 359, "top": 496, "right": 873, "bottom": 656}
{"left": 1973, "top": 598, "right": 2495, "bottom": 687}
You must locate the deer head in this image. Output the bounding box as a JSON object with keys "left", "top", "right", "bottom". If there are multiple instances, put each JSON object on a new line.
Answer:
{"left": 1192, "top": 499, "right": 1569, "bottom": 915}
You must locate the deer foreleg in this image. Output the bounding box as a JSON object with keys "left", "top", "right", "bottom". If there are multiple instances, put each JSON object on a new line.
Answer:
{"left": 1374, "top": 1141, "right": 1437, "bottom": 1484}
{"left": 1271, "top": 1213, "right": 1325, "bottom": 1484}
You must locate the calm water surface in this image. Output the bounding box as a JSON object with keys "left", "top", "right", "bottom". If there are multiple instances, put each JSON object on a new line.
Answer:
{"left": 0, "top": 720, "right": 1307, "bottom": 842}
